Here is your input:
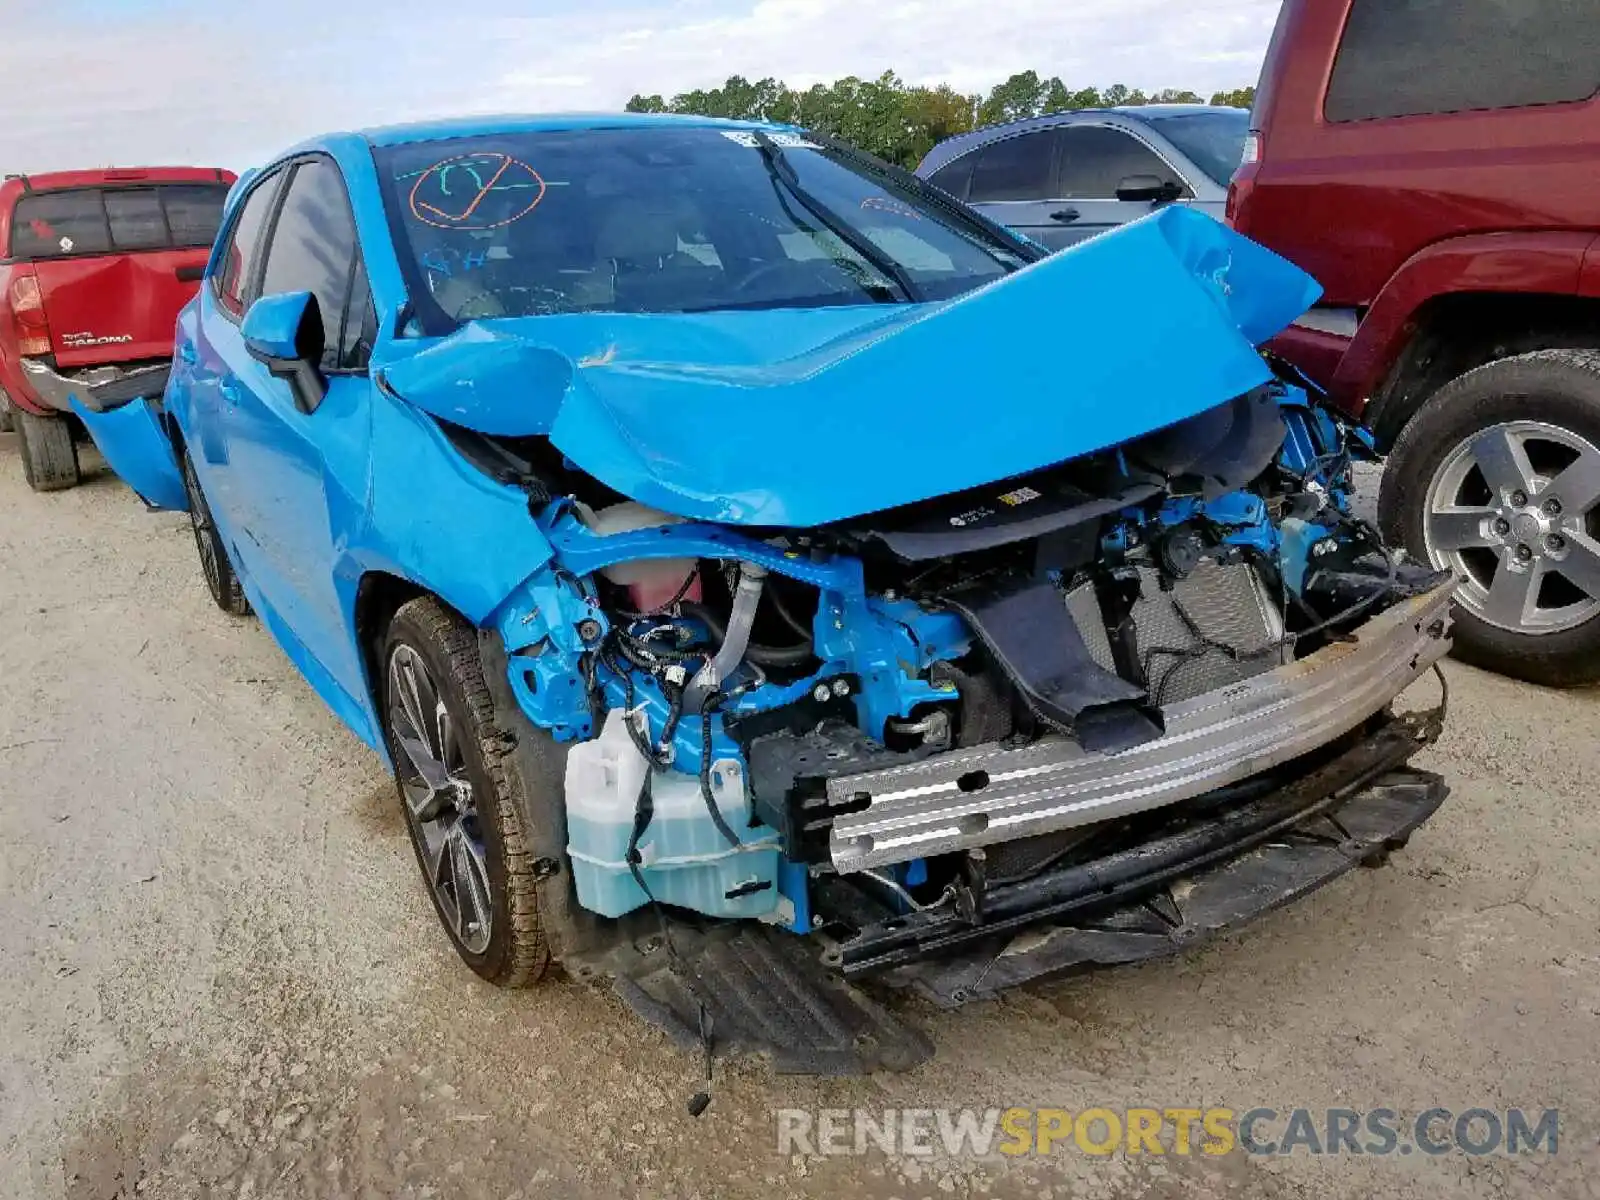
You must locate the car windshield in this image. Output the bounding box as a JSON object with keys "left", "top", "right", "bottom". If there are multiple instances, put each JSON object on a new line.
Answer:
{"left": 374, "top": 126, "right": 1031, "bottom": 333}
{"left": 1141, "top": 110, "right": 1250, "bottom": 187}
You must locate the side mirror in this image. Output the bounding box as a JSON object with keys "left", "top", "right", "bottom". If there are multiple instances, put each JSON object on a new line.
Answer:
{"left": 1115, "top": 174, "right": 1185, "bottom": 204}
{"left": 243, "top": 290, "right": 327, "bottom": 413}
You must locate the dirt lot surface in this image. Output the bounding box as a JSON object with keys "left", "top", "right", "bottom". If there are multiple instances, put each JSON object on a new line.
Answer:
{"left": 2, "top": 444, "right": 1597, "bottom": 1200}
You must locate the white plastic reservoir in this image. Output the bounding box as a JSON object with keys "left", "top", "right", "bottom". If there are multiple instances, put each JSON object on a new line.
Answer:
{"left": 564, "top": 709, "right": 782, "bottom": 920}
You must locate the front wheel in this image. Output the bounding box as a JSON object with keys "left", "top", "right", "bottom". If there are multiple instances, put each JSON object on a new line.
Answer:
{"left": 381, "top": 597, "right": 551, "bottom": 987}
{"left": 1381, "top": 349, "right": 1600, "bottom": 687}
{"left": 14, "top": 408, "right": 79, "bottom": 492}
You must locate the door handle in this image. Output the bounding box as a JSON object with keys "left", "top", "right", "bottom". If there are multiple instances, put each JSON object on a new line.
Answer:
{"left": 174, "top": 265, "right": 206, "bottom": 283}
{"left": 177, "top": 343, "right": 199, "bottom": 365}
{"left": 1050, "top": 208, "right": 1081, "bottom": 223}
{"left": 220, "top": 381, "right": 243, "bottom": 407}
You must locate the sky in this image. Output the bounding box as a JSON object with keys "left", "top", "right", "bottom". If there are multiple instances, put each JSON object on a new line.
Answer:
{"left": 0, "top": 0, "right": 1281, "bottom": 173}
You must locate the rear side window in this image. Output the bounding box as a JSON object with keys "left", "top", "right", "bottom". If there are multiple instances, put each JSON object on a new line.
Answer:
{"left": 1326, "top": 0, "right": 1600, "bottom": 122}
{"left": 257, "top": 158, "right": 361, "bottom": 370}
{"left": 8, "top": 183, "right": 231, "bottom": 260}
{"left": 1055, "top": 127, "right": 1184, "bottom": 199}
{"left": 967, "top": 130, "right": 1056, "bottom": 203}
{"left": 926, "top": 156, "right": 974, "bottom": 201}
{"left": 216, "top": 173, "right": 283, "bottom": 317}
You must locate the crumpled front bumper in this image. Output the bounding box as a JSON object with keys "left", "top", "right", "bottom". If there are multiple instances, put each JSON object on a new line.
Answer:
{"left": 828, "top": 582, "right": 1457, "bottom": 873}
{"left": 19, "top": 357, "right": 170, "bottom": 414}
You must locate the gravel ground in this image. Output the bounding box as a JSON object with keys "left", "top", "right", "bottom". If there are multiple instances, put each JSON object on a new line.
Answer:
{"left": 1, "top": 442, "right": 1597, "bottom": 1200}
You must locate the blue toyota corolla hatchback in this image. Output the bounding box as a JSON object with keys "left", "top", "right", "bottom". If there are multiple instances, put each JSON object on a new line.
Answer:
{"left": 79, "top": 114, "right": 1455, "bottom": 1070}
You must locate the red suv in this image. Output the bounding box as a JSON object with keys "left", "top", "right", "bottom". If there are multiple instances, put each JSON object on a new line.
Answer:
{"left": 0, "top": 167, "right": 235, "bottom": 491}
{"left": 1230, "top": 0, "right": 1600, "bottom": 687}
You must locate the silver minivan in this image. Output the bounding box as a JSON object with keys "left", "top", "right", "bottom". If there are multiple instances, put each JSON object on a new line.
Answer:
{"left": 916, "top": 105, "right": 1248, "bottom": 250}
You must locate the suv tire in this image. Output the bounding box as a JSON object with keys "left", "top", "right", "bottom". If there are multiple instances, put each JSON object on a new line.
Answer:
{"left": 381, "top": 597, "right": 552, "bottom": 988}
{"left": 15, "top": 409, "right": 79, "bottom": 492}
{"left": 1381, "top": 349, "right": 1600, "bottom": 687}
{"left": 0, "top": 387, "right": 13, "bottom": 434}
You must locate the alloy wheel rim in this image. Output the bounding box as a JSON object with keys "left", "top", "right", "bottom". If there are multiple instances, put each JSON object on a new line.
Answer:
{"left": 386, "top": 644, "right": 493, "bottom": 955}
{"left": 1422, "top": 420, "right": 1600, "bottom": 634}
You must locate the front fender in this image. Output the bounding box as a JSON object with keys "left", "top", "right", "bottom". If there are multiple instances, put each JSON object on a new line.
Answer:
{"left": 71, "top": 397, "right": 187, "bottom": 512}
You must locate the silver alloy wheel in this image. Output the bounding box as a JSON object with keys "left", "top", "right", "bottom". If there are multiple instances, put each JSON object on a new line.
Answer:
{"left": 1423, "top": 420, "right": 1600, "bottom": 634}
{"left": 387, "top": 644, "right": 493, "bottom": 955}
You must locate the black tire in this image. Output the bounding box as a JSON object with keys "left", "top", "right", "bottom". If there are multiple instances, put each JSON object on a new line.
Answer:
{"left": 14, "top": 408, "right": 79, "bottom": 492}
{"left": 1381, "top": 348, "right": 1600, "bottom": 687}
{"left": 381, "top": 597, "right": 550, "bottom": 987}
{"left": 0, "top": 387, "right": 14, "bottom": 434}
{"left": 181, "top": 451, "right": 251, "bottom": 616}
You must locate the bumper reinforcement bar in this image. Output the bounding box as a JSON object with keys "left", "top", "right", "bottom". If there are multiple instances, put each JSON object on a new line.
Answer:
{"left": 828, "top": 583, "right": 1455, "bottom": 872}
{"left": 836, "top": 712, "right": 1446, "bottom": 988}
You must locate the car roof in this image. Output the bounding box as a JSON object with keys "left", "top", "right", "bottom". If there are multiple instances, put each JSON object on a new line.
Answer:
{"left": 917, "top": 105, "right": 1247, "bottom": 175}
{"left": 352, "top": 111, "right": 794, "bottom": 150}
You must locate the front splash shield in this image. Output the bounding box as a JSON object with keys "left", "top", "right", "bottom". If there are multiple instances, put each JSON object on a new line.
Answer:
{"left": 72, "top": 397, "right": 187, "bottom": 512}
{"left": 382, "top": 207, "right": 1322, "bottom": 526}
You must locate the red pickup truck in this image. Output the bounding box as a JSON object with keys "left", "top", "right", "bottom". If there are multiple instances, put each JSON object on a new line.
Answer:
{"left": 1230, "top": 0, "right": 1600, "bottom": 687}
{"left": 0, "top": 167, "right": 235, "bottom": 491}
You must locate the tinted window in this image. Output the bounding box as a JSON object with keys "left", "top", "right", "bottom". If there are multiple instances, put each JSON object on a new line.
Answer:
{"left": 216, "top": 174, "right": 281, "bottom": 317}
{"left": 967, "top": 130, "right": 1056, "bottom": 203}
{"left": 1326, "top": 0, "right": 1600, "bottom": 122}
{"left": 10, "top": 191, "right": 110, "bottom": 258}
{"left": 258, "top": 159, "right": 360, "bottom": 370}
{"left": 1141, "top": 110, "right": 1249, "bottom": 187}
{"left": 375, "top": 128, "right": 1030, "bottom": 332}
{"left": 9, "top": 184, "right": 230, "bottom": 260}
{"left": 162, "top": 185, "right": 228, "bottom": 247}
{"left": 927, "top": 157, "right": 974, "bottom": 201}
{"left": 105, "top": 190, "right": 168, "bottom": 250}
{"left": 1055, "top": 126, "right": 1184, "bottom": 199}
{"left": 339, "top": 262, "right": 375, "bottom": 370}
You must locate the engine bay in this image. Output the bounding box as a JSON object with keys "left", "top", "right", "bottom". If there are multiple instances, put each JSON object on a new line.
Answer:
{"left": 472, "top": 376, "right": 1449, "bottom": 939}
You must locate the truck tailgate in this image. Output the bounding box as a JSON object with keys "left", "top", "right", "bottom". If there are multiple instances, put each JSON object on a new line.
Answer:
{"left": 33, "top": 247, "right": 209, "bottom": 369}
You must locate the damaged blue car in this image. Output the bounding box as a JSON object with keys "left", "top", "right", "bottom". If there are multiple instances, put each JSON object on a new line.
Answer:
{"left": 82, "top": 115, "right": 1457, "bottom": 1073}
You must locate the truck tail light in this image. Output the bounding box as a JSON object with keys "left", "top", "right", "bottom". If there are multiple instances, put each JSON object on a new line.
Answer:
{"left": 1225, "top": 134, "right": 1262, "bottom": 229}
{"left": 9, "top": 274, "right": 51, "bottom": 356}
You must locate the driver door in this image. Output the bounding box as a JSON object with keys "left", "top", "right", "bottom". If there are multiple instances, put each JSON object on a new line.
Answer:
{"left": 214, "top": 155, "right": 377, "bottom": 715}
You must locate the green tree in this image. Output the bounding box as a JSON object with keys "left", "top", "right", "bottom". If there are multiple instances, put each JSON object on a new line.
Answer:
{"left": 977, "top": 70, "right": 1050, "bottom": 126}
{"left": 636, "top": 70, "right": 1258, "bottom": 166}
{"left": 1209, "top": 86, "right": 1257, "bottom": 109}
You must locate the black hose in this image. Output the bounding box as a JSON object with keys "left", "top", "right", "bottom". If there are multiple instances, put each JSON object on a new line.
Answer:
{"left": 768, "top": 586, "right": 815, "bottom": 640}
{"left": 699, "top": 696, "right": 742, "bottom": 849}
{"left": 681, "top": 602, "right": 816, "bottom": 668}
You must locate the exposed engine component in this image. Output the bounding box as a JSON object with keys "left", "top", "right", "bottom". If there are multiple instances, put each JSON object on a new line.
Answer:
{"left": 578, "top": 501, "right": 703, "bottom": 612}
{"left": 517, "top": 377, "right": 1451, "bottom": 940}
{"left": 685, "top": 563, "right": 768, "bottom": 712}
{"left": 1129, "top": 561, "right": 1287, "bottom": 705}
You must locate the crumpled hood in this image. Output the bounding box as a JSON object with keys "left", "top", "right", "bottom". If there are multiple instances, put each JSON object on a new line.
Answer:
{"left": 381, "top": 206, "right": 1320, "bottom": 526}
